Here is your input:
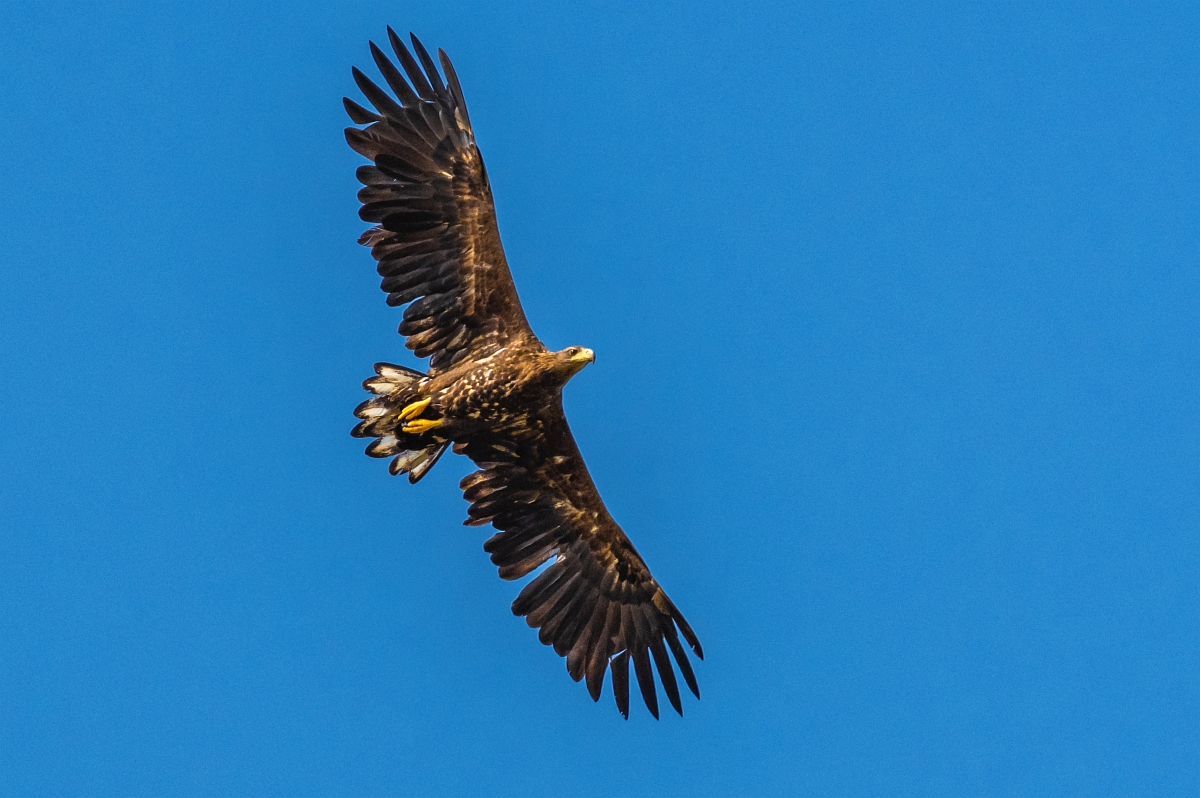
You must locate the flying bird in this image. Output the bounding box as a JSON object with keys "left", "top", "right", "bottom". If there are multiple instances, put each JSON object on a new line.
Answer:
{"left": 345, "top": 30, "right": 702, "bottom": 718}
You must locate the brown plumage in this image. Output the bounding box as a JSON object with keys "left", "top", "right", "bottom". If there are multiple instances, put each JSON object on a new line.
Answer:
{"left": 346, "top": 29, "right": 702, "bottom": 718}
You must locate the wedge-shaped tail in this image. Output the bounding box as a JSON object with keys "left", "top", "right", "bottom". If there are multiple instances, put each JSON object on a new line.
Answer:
{"left": 352, "top": 362, "right": 448, "bottom": 483}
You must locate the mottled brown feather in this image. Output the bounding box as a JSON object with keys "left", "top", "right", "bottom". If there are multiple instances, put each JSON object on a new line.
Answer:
{"left": 346, "top": 35, "right": 533, "bottom": 372}
{"left": 456, "top": 400, "right": 702, "bottom": 717}
{"left": 348, "top": 32, "right": 701, "bottom": 719}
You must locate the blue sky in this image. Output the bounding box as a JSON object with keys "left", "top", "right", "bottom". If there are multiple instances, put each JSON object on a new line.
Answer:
{"left": 1, "top": 1, "right": 1196, "bottom": 795}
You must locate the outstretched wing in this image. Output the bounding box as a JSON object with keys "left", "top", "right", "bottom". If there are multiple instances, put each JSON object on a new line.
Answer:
{"left": 455, "top": 403, "right": 703, "bottom": 718}
{"left": 345, "top": 30, "right": 534, "bottom": 372}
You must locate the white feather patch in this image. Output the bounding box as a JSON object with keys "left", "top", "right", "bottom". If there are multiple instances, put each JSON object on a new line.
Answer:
{"left": 390, "top": 448, "right": 430, "bottom": 475}
{"left": 377, "top": 364, "right": 419, "bottom": 383}
{"left": 364, "top": 377, "right": 396, "bottom": 395}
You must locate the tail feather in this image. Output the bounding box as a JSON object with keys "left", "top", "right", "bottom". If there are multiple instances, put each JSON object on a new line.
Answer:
{"left": 362, "top": 362, "right": 424, "bottom": 397}
{"left": 389, "top": 441, "right": 449, "bottom": 482}
{"left": 352, "top": 361, "right": 448, "bottom": 483}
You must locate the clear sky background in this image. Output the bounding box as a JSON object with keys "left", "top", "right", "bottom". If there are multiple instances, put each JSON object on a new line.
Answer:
{"left": 1, "top": 1, "right": 1196, "bottom": 795}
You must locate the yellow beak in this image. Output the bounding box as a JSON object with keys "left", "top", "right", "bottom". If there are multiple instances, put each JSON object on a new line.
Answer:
{"left": 570, "top": 348, "right": 596, "bottom": 365}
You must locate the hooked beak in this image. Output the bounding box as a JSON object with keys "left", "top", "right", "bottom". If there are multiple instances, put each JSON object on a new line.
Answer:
{"left": 569, "top": 347, "right": 596, "bottom": 366}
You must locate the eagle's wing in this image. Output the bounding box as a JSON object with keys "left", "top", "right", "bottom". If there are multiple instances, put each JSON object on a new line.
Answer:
{"left": 345, "top": 30, "right": 533, "bottom": 372}
{"left": 455, "top": 401, "right": 704, "bottom": 718}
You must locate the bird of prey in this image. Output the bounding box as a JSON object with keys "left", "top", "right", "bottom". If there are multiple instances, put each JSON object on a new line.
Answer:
{"left": 345, "top": 29, "right": 702, "bottom": 718}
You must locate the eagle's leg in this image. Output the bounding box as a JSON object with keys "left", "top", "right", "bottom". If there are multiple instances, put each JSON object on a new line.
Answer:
{"left": 397, "top": 397, "right": 432, "bottom": 422}
{"left": 401, "top": 418, "right": 444, "bottom": 435}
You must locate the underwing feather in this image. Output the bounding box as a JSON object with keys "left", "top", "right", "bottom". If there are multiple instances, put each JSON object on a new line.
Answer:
{"left": 347, "top": 30, "right": 701, "bottom": 720}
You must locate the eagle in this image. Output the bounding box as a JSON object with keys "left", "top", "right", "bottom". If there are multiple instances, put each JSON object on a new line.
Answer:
{"left": 345, "top": 29, "right": 702, "bottom": 718}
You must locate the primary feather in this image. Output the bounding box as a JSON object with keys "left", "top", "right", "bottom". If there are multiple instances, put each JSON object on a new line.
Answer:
{"left": 346, "top": 30, "right": 702, "bottom": 718}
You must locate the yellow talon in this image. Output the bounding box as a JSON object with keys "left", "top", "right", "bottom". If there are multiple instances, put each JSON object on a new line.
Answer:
{"left": 401, "top": 418, "right": 443, "bottom": 435}
{"left": 397, "top": 397, "right": 431, "bottom": 422}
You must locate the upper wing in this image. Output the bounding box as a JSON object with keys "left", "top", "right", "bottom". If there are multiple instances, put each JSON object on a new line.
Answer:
{"left": 345, "top": 30, "right": 534, "bottom": 372}
{"left": 455, "top": 402, "right": 703, "bottom": 718}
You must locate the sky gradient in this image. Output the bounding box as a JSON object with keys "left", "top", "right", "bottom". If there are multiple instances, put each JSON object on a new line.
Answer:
{"left": 1, "top": 1, "right": 1197, "bottom": 795}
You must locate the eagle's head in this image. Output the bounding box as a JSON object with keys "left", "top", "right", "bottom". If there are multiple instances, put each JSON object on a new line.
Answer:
{"left": 553, "top": 346, "right": 595, "bottom": 379}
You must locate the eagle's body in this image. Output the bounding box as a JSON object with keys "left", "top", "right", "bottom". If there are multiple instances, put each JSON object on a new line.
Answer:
{"left": 346, "top": 30, "right": 702, "bottom": 719}
{"left": 425, "top": 341, "right": 572, "bottom": 432}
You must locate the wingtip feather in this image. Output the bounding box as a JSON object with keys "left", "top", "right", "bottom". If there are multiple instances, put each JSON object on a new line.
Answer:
{"left": 409, "top": 32, "right": 448, "bottom": 95}
{"left": 343, "top": 96, "right": 380, "bottom": 124}
{"left": 611, "top": 651, "right": 631, "bottom": 719}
